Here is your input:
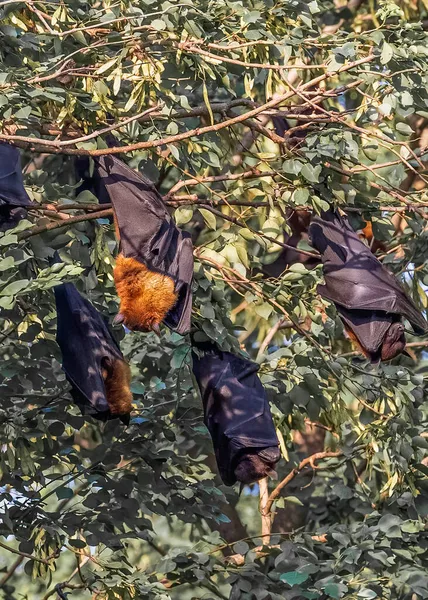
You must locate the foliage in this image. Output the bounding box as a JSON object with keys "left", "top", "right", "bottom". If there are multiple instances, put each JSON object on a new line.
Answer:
{"left": 0, "top": 0, "right": 428, "bottom": 598}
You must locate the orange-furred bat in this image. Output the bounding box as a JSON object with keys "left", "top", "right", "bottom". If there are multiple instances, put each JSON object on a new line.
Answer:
{"left": 93, "top": 155, "right": 193, "bottom": 335}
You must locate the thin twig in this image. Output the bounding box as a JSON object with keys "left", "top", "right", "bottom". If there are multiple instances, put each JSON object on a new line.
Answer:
{"left": 18, "top": 209, "right": 113, "bottom": 240}
{"left": 0, "top": 540, "right": 55, "bottom": 565}
{"left": 0, "top": 556, "right": 24, "bottom": 587}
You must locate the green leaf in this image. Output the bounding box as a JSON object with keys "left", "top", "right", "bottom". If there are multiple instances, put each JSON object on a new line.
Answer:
{"left": 68, "top": 539, "right": 87, "bottom": 549}
{"left": 233, "top": 541, "right": 249, "bottom": 554}
{"left": 56, "top": 487, "right": 74, "bottom": 500}
{"left": 283, "top": 496, "right": 304, "bottom": 506}
{"left": 151, "top": 19, "right": 166, "bottom": 31}
{"left": 380, "top": 43, "right": 393, "bottom": 64}
{"left": 130, "top": 381, "right": 145, "bottom": 395}
{"left": 254, "top": 302, "right": 273, "bottom": 320}
{"left": 301, "top": 164, "right": 321, "bottom": 183}
{"left": 280, "top": 572, "right": 309, "bottom": 586}
{"left": 0, "top": 279, "right": 29, "bottom": 297}
{"left": 175, "top": 207, "right": 193, "bottom": 226}
{"left": 199, "top": 208, "right": 217, "bottom": 230}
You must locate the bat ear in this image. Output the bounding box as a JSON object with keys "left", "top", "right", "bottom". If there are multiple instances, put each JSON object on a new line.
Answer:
{"left": 113, "top": 313, "right": 125, "bottom": 326}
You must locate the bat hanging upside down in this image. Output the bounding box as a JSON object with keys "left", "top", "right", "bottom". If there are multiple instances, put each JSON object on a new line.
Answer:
{"left": 55, "top": 283, "right": 133, "bottom": 422}
{"left": 191, "top": 341, "right": 281, "bottom": 486}
{"left": 94, "top": 154, "right": 193, "bottom": 336}
{"left": 308, "top": 210, "right": 428, "bottom": 362}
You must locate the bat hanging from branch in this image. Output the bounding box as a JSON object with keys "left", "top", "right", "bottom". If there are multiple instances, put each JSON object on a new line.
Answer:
{"left": 309, "top": 210, "right": 428, "bottom": 361}
{"left": 192, "top": 339, "right": 280, "bottom": 486}
{"left": 55, "top": 282, "right": 133, "bottom": 422}
{"left": 93, "top": 154, "right": 194, "bottom": 336}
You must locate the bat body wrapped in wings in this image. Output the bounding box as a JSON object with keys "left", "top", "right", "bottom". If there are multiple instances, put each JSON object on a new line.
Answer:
{"left": 94, "top": 155, "right": 193, "bottom": 335}
{"left": 0, "top": 142, "right": 35, "bottom": 231}
{"left": 55, "top": 283, "right": 132, "bottom": 422}
{"left": 192, "top": 341, "right": 280, "bottom": 486}
{"left": 309, "top": 211, "right": 428, "bottom": 361}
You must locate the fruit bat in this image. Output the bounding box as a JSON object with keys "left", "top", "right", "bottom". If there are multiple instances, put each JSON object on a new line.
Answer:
{"left": 55, "top": 282, "right": 133, "bottom": 422}
{"left": 0, "top": 142, "right": 34, "bottom": 231}
{"left": 309, "top": 210, "right": 428, "bottom": 361}
{"left": 93, "top": 155, "right": 193, "bottom": 336}
{"left": 191, "top": 341, "right": 280, "bottom": 486}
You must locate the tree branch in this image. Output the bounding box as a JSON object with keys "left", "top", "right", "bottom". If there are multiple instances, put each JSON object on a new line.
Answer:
{"left": 262, "top": 451, "right": 343, "bottom": 517}
{"left": 0, "top": 54, "right": 375, "bottom": 155}
{"left": 0, "top": 540, "right": 56, "bottom": 565}
{"left": 18, "top": 210, "right": 113, "bottom": 241}
{"left": 0, "top": 556, "right": 24, "bottom": 587}
{"left": 259, "top": 477, "right": 272, "bottom": 542}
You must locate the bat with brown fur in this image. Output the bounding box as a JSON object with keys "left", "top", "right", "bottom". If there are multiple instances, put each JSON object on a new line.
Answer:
{"left": 234, "top": 452, "right": 278, "bottom": 485}
{"left": 309, "top": 211, "right": 427, "bottom": 361}
{"left": 101, "top": 356, "right": 133, "bottom": 419}
{"left": 94, "top": 154, "right": 193, "bottom": 336}
{"left": 55, "top": 283, "right": 133, "bottom": 421}
{"left": 192, "top": 341, "right": 281, "bottom": 486}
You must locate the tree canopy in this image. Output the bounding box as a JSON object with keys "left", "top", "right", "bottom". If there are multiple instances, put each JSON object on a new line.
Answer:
{"left": 1, "top": 0, "right": 428, "bottom": 598}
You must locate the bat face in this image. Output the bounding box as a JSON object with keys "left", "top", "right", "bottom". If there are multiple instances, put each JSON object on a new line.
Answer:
{"left": 380, "top": 321, "right": 406, "bottom": 361}
{"left": 234, "top": 453, "right": 278, "bottom": 484}
{"left": 0, "top": 206, "right": 28, "bottom": 232}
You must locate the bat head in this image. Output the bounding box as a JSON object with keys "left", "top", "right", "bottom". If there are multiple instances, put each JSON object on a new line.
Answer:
{"left": 380, "top": 321, "right": 406, "bottom": 361}
{"left": 234, "top": 452, "right": 278, "bottom": 485}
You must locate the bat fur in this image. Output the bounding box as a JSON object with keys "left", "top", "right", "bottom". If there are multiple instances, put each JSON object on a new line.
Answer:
{"left": 114, "top": 254, "right": 178, "bottom": 331}
{"left": 380, "top": 321, "right": 406, "bottom": 361}
{"left": 344, "top": 319, "right": 406, "bottom": 362}
{"left": 234, "top": 453, "right": 277, "bottom": 484}
{"left": 101, "top": 356, "right": 133, "bottom": 417}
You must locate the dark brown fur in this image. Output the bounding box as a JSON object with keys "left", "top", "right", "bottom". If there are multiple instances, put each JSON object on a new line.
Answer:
{"left": 380, "top": 322, "right": 406, "bottom": 361}
{"left": 101, "top": 356, "right": 133, "bottom": 417}
{"left": 113, "top": 254, "right": 178, "bottom": 331}
{"left": 344, "top": 321, "right": 406, "bottom": 362}
{"left": 234, "top": 454, "right": 277, "bottom": 484}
